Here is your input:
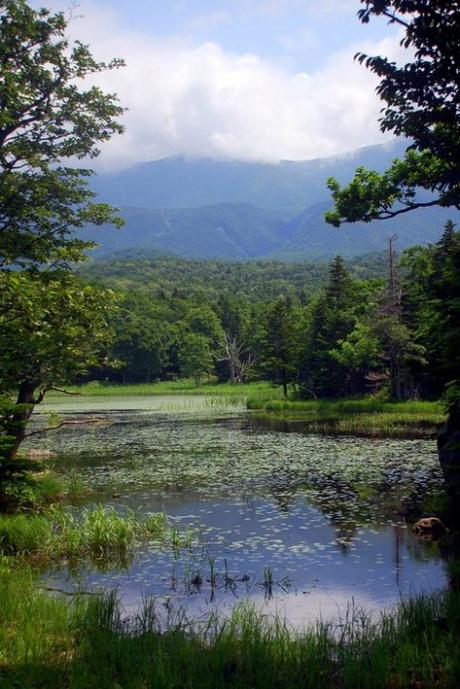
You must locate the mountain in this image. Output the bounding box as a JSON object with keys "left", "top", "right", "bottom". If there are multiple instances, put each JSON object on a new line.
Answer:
{"left": 83, "top": 204, "right": 288, "bottom": 260}
{"left": 92, "top": 142, "right": 406, "bottom": 215}
{"left": 268, "top": 201, "right": 458, "bottom": 260}
{"left": 85, "top": 142, "right": 459, "bottom": 261}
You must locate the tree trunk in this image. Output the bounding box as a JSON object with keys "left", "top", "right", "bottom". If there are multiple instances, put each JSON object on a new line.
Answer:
{"left": 438, "top": 401, "right": 460, "bottom": 498}
{"left": 7, "top": 381, "right": 37, "bottom": 460}
{"left": 282, "top": 369, "right": 288, "bottom": 398}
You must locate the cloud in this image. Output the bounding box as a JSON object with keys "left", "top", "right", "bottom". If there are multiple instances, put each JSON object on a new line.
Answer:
{"left": 45, "top": 1, "right": 403, "bottom": 170}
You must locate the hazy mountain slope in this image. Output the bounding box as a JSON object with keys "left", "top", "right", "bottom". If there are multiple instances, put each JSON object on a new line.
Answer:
{"left": 269, "top": 202, "right": 459, "bottom": 260}
{"left": 83, "top": 199, "right": 458, "bottom": 261}
{"left": 91, "top": 142, "right": 406, "bottom": 214}
{"left": 84, "top": 142, "right": 459, "bottom": 260}
{"left": 83, "top": 204, "right": 287, "bottom": 260}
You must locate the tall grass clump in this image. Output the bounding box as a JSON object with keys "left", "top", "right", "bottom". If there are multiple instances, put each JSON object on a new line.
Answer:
{"left": 0, "top": 506, "right": 167, "bottom": 561}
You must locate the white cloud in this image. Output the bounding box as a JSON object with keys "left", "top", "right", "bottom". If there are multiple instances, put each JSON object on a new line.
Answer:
{"left": 55, "top": 2, "right": 403, "bottom": 170}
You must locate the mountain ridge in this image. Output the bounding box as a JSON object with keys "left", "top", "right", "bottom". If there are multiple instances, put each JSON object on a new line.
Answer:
{"left": 85, "top": 142, "right": 459, "bottom": 261}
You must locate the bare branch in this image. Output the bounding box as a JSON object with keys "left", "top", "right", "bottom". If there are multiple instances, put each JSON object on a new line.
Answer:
{"left": 370, "top": 198, "right": 442, "bottom": 221}
{"left": 25, "top": 417, "right": 104, "bottom": 439}
{"left": 46, "top": 387, "right": 81, "bottom": 396}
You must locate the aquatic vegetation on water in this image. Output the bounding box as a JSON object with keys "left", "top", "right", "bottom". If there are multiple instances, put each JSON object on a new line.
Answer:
{"left": 21, "top": 398, "right": 447, "bottom": 629}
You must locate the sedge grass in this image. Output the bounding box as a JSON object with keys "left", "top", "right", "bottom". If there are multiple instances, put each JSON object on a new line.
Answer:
{"left": 0, "top": 505, "right": 168, "bottom": 561}
{"left": 0, "top": 556, "right": 459, "bottom": 689}
{"left": 247, "top": 397, "right": 446, "bottom": 438}
{"left": 47, "top": 379, "right": 285, "bottom": 400}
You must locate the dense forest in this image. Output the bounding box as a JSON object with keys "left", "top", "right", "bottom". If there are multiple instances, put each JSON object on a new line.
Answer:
{"left": 80, "top": 228, "right": 460, "bottom": 400}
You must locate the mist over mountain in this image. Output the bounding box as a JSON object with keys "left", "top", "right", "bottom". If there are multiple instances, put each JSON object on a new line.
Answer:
{"left": 92, "top": 142, "right": 406, "bottom": 214}
{"left": 86, "top": 142, "right": 458, "bottom": 261}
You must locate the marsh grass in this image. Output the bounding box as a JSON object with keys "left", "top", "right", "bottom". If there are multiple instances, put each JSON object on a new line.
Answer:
{"left": 0, "top": 505, "right": 168, "bottom": 562}
{"left": 2, "top": 470, "right": 89, "bottom": 511}
{"left": 0, "top": 557, "right": 459, "bottom": 689}
{"left": 50, "top": 380, "right": 285, "bottom": 400}
{"left": 248, "top": 398, "right": 446, "bottom": 438}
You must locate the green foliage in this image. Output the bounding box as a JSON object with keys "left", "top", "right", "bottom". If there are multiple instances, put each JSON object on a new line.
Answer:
{"left": 179, "top": 332, "right": 216, "bottom": 385}
{"left": 401, "top": 223, "right": 460, "bottom": 396}
{"left": 0, "top": 270, "right": 117, "bottom": 462}
{"left": 0, "top": 271, "right": 116, "bottom": 390}
{"left": 0, "top": 0, "right": 124, "bottom": 268}
{"left": 357, "top": 2, "right": 460, "bottom": 171}
{"left": 258, "top": 296, "right": 299, "bottom": 396}
{"left": 326, "top": 2, "right": 460, "bottom": 225}
{"left": 301, "top": 257, "right": 361, "bottom": 397}
{"left": 330, "top": 321, "right": 380, "bottom": 376}
{"left": 0, "top": 1, "right": 125, "bottom": 461}
{"left": 74, "top": 244, "right": 456, "bottom": 403}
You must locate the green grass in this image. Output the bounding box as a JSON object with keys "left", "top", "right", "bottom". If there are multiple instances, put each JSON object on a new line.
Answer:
{"left": 0, "top": 557, "right": 459, "bottom": 689}
{"left": 48, "top": 379, "right": 285, "bottom": 400}
{"left": 2, "top": 470, "right": 88, "bottom": 509}
{"left": 0, "top": 505, "right": 168, "bottom": 562}
{"left": 247, "top": 397, "right": 446, "bottom": 438}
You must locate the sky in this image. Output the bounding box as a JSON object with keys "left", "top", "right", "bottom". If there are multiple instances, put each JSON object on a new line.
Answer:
{"left": 31, "top": 1, "right": 403, "bottom": 170}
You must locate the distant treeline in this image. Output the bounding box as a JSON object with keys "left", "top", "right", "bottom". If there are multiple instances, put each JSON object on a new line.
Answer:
{"left": 81, "top": 229, "right": 460, "bottom": 400}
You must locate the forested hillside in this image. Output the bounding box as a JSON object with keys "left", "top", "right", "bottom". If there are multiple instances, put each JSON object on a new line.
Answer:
{"left": 81, "top": 253, "right": 386, "bottom": 301}
{"left": 81, "top": 227, "right": 460, "bottom": 400}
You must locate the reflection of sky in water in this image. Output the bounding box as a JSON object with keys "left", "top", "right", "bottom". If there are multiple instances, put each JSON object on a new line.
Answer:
{"left": 35, "top": 396, "right": 447, "bottom": 627}
{"left": 47, "top": 492, "right": 446, "bottom": 628}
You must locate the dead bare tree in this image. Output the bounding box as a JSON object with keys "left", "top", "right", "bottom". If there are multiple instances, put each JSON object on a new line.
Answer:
{"left": 221, "top": 333, "right": 255, "bottom": 383}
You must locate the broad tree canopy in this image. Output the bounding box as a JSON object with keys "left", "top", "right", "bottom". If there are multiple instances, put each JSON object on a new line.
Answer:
{"left": 326, "top": 1, "right": 460, "bottom": 226}
{"left": 0, "top": 0, "right": 124, "bottom": 268}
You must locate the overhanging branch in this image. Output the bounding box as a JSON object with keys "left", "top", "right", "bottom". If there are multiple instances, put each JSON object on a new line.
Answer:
{"left": 25, "top": 417, "right": 104, "bottom": 439}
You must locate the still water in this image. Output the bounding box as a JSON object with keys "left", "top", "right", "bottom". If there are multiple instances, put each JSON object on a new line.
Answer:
{"left": 28, "top": 395, "right": 447, "bottom": 627}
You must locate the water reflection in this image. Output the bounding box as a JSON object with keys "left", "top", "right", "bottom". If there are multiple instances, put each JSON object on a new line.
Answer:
{"left": 31, "top": 396, "right": 447, "bottom": 626}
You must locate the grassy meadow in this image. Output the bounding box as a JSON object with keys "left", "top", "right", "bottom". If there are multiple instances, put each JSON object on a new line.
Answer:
{"left": 44, "top": 380, "right": 446, "bottom": 439}
{"left": 47, "top": 379, "right": 446, "bottom": 439}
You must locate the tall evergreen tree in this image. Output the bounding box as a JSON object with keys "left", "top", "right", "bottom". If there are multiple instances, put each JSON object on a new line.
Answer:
{"left": 260, "top": 296, "right": 298, "bottom": 397}
{"left": 302, "top": 257, "right": 355, "bottom": 397}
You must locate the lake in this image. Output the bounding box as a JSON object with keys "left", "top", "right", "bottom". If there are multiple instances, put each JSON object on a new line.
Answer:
{"left": 27, "top": 395, "right": 447, "bottom": 628}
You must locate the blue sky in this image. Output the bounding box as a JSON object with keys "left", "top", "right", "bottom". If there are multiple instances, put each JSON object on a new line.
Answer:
{"left": 96, "top": 0, "right": 394, "bottom": 71}
{"left": 32, "top": 1, "right": 402, "bottom": 169}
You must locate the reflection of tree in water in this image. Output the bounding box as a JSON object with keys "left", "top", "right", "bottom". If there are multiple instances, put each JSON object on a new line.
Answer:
{"left": 333, "top": 521, "right": 358, "bottom": 554}
{"left": 268, "top": 466, "right": 305, "bottom": 513}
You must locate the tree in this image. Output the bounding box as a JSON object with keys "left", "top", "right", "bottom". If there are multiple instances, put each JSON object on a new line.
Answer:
{"left": 0, "top": 271, "right": 116, "bottom": 461}
{"left": 329, "top": 321, "right": 380, "bottom": 396}
{"left": 325, "top": 1, "right": 460, "bottom": 227}
{"left": 301, "top": 257, "right": 356, "bottom": 397}
{"left": 109, "top": 292, "right": 171, "bottom": 383}
{"left": 178, "top": 333, "right": 215, "bottom": 386}
{"left": 0, "top": 1, "right": 124, "bottom": 471}
{"left": 0, "top": 0, "right": 124, "bottom": 268}
{"left": 325, "top": 0, "right": 460, "bottom": 489}
{"left": 401, "top": 222, "right": 460, "bottom": 396}
{"left": 260, "top": 296, "right": 299, "bottom": 397}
